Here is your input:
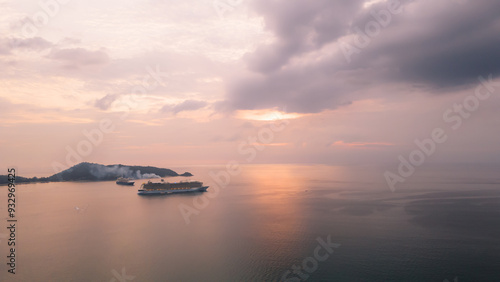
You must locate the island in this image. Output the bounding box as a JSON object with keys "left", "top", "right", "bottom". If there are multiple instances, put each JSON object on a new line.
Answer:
{"left": 0, "top": 162, "right": 193, "bottom": 185}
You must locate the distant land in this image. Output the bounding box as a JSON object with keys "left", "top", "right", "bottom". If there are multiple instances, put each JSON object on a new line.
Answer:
{"left": 0, "top": 162, "right": 193, "bottom": 185}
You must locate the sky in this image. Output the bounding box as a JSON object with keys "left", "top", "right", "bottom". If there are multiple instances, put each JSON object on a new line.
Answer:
{"left": 1, "top": 0, "right": 500, "bottom": 176}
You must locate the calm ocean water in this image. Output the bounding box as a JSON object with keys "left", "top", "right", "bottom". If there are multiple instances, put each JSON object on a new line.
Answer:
{"left": 1, "top": 164, "right": 500, "bottom": 281}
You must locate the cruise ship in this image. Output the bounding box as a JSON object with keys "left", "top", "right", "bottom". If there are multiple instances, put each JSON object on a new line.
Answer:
{"left": 138, "top": 179, "right": 208, "bottom": 195}
{"left": 116, "top": 177, "right": 135, "bottom": 186}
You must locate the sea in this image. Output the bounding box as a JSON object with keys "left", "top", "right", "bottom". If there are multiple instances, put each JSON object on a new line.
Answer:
{"left": 1, "top": 164, "right": 499, "bottom": 282}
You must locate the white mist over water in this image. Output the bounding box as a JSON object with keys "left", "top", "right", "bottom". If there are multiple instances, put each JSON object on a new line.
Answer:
{"left": 89, "top": 165, "right": 161, "bottom": 180}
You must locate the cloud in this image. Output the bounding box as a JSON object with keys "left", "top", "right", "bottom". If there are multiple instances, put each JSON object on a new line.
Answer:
{"left": 225, "top": 0, "right": 500, "bottom": 114}
{"left": 160, "top": 100, "right": 208, "bottom": 115}
{"left": 94, "top": 94, "right": 119, "bottom": 110}
{"left": 0, "top": 97, "right": 14, "bottom": 114}
{"left": 0, "top": 37, "right": 53, "bottom": 54}
{"left": 46, "top": 47, "right": 110, "bottom": 68}
{"left": 330, "top": 140, "right": 394, "bottom": 148}
{"left": 348, "top": 0, "right": 500, "bottom": 86}
{"left": 58, "top": 37, "right": 82, "bottom": 46}
{"left": 245, "top": 0, "right": 364, "bottom": 73}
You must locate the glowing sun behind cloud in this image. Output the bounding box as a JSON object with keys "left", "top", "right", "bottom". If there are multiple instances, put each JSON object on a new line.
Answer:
{"left": 235, "top": 109, "right": 305, "bottom": 121}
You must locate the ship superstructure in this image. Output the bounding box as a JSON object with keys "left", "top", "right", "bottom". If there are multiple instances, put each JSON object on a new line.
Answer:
{"left": 138, "top": 179, "right": 208, "bottom": 195}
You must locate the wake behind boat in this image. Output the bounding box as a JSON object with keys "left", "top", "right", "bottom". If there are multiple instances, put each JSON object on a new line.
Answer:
{"left": 138, "top": 179, "right": 208, "bottom": 195}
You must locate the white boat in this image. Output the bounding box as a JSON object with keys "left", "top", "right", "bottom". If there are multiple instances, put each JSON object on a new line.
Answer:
{"left": 138, "top": 179, "right": 208, "bottom": 195}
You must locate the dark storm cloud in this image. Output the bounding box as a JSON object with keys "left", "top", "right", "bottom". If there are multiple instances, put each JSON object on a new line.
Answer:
{"left": 245, "top": 0, "right": 365, "bottom": 73}
{"left": 225, "top": 67, "right": 357, "bottom": 113}
{"left": 227, "top": 0, "right": 500, "bottom": 113}
{"left": 349, "top": 0, "right": 500, "bottom": 86}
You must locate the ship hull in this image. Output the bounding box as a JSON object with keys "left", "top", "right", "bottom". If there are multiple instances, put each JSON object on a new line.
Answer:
{"left": 137, "top": 186, "right": 209, "bottom": 195}
{"left": 116, "top": 182, "right": 135, "bottom": 186}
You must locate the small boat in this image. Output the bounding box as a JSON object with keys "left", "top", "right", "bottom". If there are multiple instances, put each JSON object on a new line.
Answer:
{"left": 138, "top": 179, "right": 208, "bottom": 195}
{"left": 116, "top": 177, "right": 135, "bottom": 186}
